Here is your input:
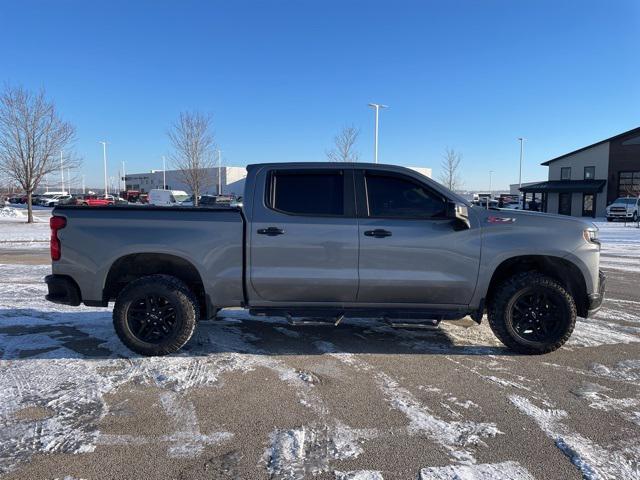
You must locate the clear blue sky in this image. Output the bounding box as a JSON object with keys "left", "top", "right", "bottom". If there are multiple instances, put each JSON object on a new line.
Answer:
{"left": 2, "top": 0, "right": 639, "bottom": 190}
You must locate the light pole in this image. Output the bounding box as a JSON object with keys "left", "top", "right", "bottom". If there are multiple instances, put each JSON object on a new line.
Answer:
{"left": 82, "top": 175, "right": 85, "bottom": 194}
{"left": 60, "top": 151, "right": 65, "bottom": 193}
{"left": 162, "top": 156, "right": 167, "bottom": 190}
{"left": 488, "top": 170, "right": 494, "bottom": 208}
{"left": 368, "top": 103, "right": 388, "bottom": 163}
{"left": 217, "top": 149, "right": 222, "bottom": 195}
{"left": 518, "top": 137, "right": 525, "bottom": 207}
{"left": 99, "top": 141, "right": 108, "bottom": 198}
{"left": 122, "top": 161, "right": 126, "bottom": 192}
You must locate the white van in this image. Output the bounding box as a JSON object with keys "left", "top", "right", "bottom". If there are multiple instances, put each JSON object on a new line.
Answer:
{"left": 148, "top": 189, "right": 190, "bottom": 206}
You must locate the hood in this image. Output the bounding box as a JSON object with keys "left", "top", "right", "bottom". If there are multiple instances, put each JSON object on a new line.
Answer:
{"left": 471, "top": 206, "right": 596, "bottom": 230}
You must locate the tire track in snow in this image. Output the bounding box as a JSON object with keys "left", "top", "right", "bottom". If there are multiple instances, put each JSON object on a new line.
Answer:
{"left": 510, "top": 395, "right": 640, "bottom": 480}
{"left": 314, "top": 341, "right": 502, "bottom": 465}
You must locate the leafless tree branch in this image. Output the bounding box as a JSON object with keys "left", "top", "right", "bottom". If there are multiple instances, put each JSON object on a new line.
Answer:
{"left": 167, "top": 111, "right": 216, "bottom": 206}
{"left": 0, "top": 85, "right": 77, "bottom": 222}
{"left": 326, "top": 125, "right": 360, "bottom": 163}
{"left": 438, "top": 147, "right": 462, "bottom": 191}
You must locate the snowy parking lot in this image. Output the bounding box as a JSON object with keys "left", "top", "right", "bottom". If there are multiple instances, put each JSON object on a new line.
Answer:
{"left": 1, "top": 209, "right": 639, "bottom": 479}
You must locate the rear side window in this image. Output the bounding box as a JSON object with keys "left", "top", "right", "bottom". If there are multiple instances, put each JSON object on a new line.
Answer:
{"left": 269, "top": 171, "right": 344, "bottom": 216}
{"left": 365, "top": 173, "right": 446, "bottom": 218}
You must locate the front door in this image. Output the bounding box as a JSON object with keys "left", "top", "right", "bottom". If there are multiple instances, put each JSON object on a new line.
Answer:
{"left": 582, "top": 193, "right": 595, "bottom": 218}
{"left": 355, "top": 170, "right": 481, "bottom": 305}
{"left": 558, "top": 193, "right": 572, "bottom": 215}
{"left": 249, "top": 168, "right": 359, "bottom": 303}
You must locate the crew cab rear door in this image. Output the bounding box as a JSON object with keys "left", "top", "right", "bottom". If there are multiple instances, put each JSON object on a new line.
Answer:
{"left": 248, "top": 168, "right": 359, "bottom": 303}
{"left": 355, "top": 169, "right": 481, "bottom": 305}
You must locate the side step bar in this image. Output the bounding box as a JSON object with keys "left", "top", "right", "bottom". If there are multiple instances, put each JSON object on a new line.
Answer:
{"left": 282, "top": 312, "right": 440, "bottom": 329}
{"left": 384, "top": 317, "right": 440, "bottom": 329}
{"left": 285, "top": 313, "right": 345, "bottom": 326}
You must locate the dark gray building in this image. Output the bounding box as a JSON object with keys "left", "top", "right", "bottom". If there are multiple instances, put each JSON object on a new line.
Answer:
{"left": 521, "top": 127, "right": 640, "bottom": 218}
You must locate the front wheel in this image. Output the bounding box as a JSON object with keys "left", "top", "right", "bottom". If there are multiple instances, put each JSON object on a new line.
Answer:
{"left": 488, "top": 272, "right": 576, "bottom": 354}
{"left": 113, "top": 274, "right": 199, "bottom": 356}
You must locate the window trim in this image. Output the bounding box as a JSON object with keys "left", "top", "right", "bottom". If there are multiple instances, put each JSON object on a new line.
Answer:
{"left": 560, "top": 167, "right": 571, "bottom": 180}
{"left": 356, "top": 169, "right": 449, "bottom": 220}
{"left": 264, "top": 168, "right": 355, "bottom": 218}
{"left": 583, "top": 166, "right": 595, "bottom": 180}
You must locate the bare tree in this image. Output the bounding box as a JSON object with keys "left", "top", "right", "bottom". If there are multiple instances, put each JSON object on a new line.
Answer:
{"left": 438, "top": 148, "right": 462, "bottom": 191}
{"left": 0, "top": 86, "right": 77, "bottom": 222}
{"left": 167, "top": 112, "right": 216, "bottom": 206}
{"left": 326, "top": 125, "right": 360, "bottom": 162}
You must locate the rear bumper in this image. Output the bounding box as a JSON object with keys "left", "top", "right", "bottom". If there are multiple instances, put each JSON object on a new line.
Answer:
{"left": 45, "top": 274, "right": 82, "bottom": 306}
{"left": 586, "top": 270, "right": 606, "bottom": 316}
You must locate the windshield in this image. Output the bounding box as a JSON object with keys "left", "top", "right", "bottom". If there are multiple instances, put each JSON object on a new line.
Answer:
{"left": 174, "top": 193, "right": 190, "bottom": 202}
{"left": 613, "top": 198, "right": 637, "bottom": 205}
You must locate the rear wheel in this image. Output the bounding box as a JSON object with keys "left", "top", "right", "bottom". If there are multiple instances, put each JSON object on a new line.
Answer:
{"left": 488, "top": 272, "right": 576, "bottom": 354}
{"left": 113, "top": 274, "right": 198, "bottom": 356}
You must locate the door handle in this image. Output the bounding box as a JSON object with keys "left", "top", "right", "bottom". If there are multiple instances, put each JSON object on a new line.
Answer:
{"left": 364, "top": 229, "right": 392, "bottom": 238}
{"left": 257, "top": 226, "right": 285, "bottom": 236}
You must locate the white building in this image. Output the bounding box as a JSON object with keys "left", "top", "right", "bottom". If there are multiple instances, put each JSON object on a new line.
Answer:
{"left": 407, "top": 166, "right": 432, "bottom": 179}
{"left": 124, "top": 166, "right": 247, "bottom": 196}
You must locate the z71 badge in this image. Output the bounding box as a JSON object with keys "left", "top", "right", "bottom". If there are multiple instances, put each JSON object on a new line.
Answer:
{"left": 487, "top": 216, "right": 516, "bottom": 224}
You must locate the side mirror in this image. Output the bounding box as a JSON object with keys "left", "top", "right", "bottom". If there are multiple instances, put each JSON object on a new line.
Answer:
{"left": 446, "top": 201, "right": 471, "bottom": 230}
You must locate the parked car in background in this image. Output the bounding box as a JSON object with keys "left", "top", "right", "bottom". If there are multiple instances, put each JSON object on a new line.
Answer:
{"left": 37, "top": 192, "right": 67, "bottom": 206}
{"left": 46, "top": 162, "right": 604, "bottom": 357}
{"left": 198, "top": 195, "right": 217, "bottom": 206}
{"left": 55, "top": 195, "right": 75, "bottom": 205}
{"left": 606, "top": 197, "right": 640, "bottom": 222}
{"left": 148, "top": 189, "right": 190, "bottom": 206}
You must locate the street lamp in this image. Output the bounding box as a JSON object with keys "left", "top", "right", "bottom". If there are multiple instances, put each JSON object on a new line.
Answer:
{"left": 217, "top": 149, "right": 222, "bottom": 195}
{"left": 368, "top": 103, "right": 388, "bottom": 164}
{"left": 488, "top": 170, "right": 494, "bottom": 208}
{"left": 60, "top": 151, "right": 66, "bottom": 194}
{"left": 99, "top": 141, "right": 108, "bottom": 198}
{"left": 162, "top": 156, "right": 167, "bottom": 190}
{"left": 518, "top": 137, "right": 525, "bottom": 208}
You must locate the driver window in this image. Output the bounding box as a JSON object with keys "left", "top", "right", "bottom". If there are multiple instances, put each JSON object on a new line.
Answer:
{"left": 365, "top": 173, "right": 446, "bottom": 218}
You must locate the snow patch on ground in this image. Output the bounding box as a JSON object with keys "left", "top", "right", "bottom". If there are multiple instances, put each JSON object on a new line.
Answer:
{"left": 590, "top": 359, "right": 640, "bottom": 382}
{"left": 264, "top": 422, "right": 377, "bottom": 479}
{"left": 0, "top": 207, "right": 25, "bottom": 218}
{"left": 419, "top": 461, "right": 535, "bottom": 479}
{"left": 510, "top": 395, "right": 640, "bottom": 479}
{"left": 0, "top": 218, "right": 50, "bottom": 249}
{"left": 567, "top": 317, "right": 640, "bottom": 348}
{"left": 315, "top": 341, "right": 501, "bottom": 464}
{"left": 335, "top": 470, "right": 384, "bottom": 480}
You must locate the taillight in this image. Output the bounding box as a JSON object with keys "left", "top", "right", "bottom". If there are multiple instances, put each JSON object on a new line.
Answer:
{"left": 50, "top": 216, "right": 66, "bottom": 261}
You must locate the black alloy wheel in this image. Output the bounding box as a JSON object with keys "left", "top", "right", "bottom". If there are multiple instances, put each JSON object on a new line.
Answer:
{"left": 488, "top": 271, "right": 577, "bottom": 354}
{"left": 126, "top": 294, "right": 178, "bottom": 344}
{"left": 508, "top": 287, "right": 567, "bottom": 344}
{"left": 113, "top": 274, "right": 199, "bottom": 356}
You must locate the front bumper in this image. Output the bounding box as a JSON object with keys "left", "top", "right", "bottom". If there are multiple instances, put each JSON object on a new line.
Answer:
{"left": 587, "top": 270, "right": 606, "bottom": 316}
{"left": 45, "top": 274, "right": 82, "bottom": 306}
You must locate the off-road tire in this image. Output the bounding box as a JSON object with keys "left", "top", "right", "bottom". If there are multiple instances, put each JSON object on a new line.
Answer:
{"left": 113, "top": 274, "right": 198, "bottom": 356}
{"left": 488, "top": 272, "right": 576, "bottom": 354}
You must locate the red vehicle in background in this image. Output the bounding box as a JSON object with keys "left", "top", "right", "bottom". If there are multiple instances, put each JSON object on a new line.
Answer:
{"left": 76, "top": 194, "right": 114, "bottom": 206}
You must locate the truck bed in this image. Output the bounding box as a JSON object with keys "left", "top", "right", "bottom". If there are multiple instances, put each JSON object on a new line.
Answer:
{"left": 52, "top": 205, "right": 246, "bottom": 311}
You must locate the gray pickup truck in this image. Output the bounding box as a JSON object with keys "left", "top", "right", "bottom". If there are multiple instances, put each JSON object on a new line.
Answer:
{"left": 46, "top": 162, "right": 605, "bottom": 356}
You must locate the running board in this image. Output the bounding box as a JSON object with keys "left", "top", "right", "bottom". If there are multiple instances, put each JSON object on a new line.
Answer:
{"left": 384, "top": 317, "right": 441, "bottom": 329}
{"left": 286, "top": 313, "right": 345, "bottom": 327}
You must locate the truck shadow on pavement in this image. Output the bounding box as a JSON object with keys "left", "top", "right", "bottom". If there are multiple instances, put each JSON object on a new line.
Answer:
{"left": 0, "top": 308, "right": 515, "bottom": 360}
